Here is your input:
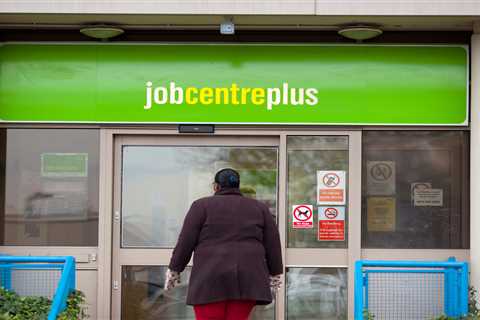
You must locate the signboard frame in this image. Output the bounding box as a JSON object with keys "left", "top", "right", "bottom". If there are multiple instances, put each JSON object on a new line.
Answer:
{"left": 0, "top": 43, "right": 469, "bottom": 126}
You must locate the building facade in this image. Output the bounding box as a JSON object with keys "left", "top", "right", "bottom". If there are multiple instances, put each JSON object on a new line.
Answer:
{"left": 0, "top": 1, "right": 479, "bottom": 319}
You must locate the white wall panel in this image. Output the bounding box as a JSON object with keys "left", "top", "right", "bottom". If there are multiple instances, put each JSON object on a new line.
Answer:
{"left": 315, "top": 0, "right": 480, "bottom": 16}
{"left": 470, "top": 22, "right": 480, "bottom": 297}
{"left": 0, "top": 0, "right": 315, "bottom": 15}
{"left": 1, "top": 0, "right": 480, "bottom": 15}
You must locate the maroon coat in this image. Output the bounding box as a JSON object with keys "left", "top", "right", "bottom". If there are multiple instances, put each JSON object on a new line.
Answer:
{"left": 169, "top": 188, "right": 283, "bottom": 306}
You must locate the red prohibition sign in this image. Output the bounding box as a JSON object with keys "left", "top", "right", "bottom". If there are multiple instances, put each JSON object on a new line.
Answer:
{"left": 324, "top": 207, "right": 338, "bottom": 219}
{"left": 293, "top": 205, "right": 313, "bottom": 221}
{"left": 323, "top": 173, "right": 340, "bottom": 188}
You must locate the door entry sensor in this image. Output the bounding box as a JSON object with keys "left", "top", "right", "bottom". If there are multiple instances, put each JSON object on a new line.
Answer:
{"left": 178, "top": 124, "right": 215, "bottom": 134}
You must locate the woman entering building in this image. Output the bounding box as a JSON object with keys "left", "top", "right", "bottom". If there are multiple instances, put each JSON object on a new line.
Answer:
{"left": 165, "top": 168, "right": 283, "bottom": 320}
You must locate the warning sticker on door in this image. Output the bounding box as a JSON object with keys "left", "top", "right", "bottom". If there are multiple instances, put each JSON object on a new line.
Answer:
{"left": 410, "top": 182, "right": 432, "bottom": 204}
{"left": 414, "top": 189, "right": 443, "bottom": 207}
{"left": 317, "top": 171, "right": 346, "bottom": 205}
{"left": 292, "top": 205, "right": 314, "bottom": 229}
{"left": 318, "top": 206, "right": 345, "bottom": 241}
{"left": 366, "top": 161, "right": 395, "bottom": 196}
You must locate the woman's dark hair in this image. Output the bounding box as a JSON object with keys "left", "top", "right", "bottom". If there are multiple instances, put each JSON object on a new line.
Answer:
{"left": 214, "top": 168, "right": 240, "bottom": 188}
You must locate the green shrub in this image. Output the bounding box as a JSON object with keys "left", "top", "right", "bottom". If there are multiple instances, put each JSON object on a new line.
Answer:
{"left": 0, "top": 287, "right": 87, "bottom": 320}
{"left": 469, "top": 287, "right": 480, "bottom": 318}
{"left": 363, "top": 309, "right": 375, "bottom": 320}
{"left": 431, "top": 286, "right": 480, "bottom": 319}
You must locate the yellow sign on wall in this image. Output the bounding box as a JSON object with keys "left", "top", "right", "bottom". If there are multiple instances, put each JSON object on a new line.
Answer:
{"left": 367, "top": 197, "right": 396, "bottom": 232}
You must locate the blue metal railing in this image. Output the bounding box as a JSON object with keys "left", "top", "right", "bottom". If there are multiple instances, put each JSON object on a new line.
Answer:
{"left": 354, "top": 258, "right": 469, "bottom": 320}
{"left": 0, "top": 256, "right": 76, "bottom": 320}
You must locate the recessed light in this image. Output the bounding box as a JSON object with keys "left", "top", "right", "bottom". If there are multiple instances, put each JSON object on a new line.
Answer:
{"left": 80, "top": 25, "right": 124, "bottom": 40}
{"left": 338, "top": 25, "right": 383, "bottom": 41}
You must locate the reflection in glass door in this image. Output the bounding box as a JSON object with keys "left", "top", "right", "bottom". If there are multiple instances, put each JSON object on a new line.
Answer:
{"left": 112, "top": 136, "right": 279, "bottom": 320}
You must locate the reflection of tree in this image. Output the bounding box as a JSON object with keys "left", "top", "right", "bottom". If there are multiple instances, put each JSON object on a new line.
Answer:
{"left": 176, "top": 147, "right": 278, "bottom": 216}
{"left": 174, "top": 147, "right": 277, "bottom": 171}
{"left": 240, "top": 185, "right": 257, "bottom": 198}
{"left": 228, "top": 148, "right": 277, "bottom": 170}
{"left": 150, "top": 148, "right": 278, "bottom": 211}
{"left": 238, "top": 169, "right": 277, "bottom": 217}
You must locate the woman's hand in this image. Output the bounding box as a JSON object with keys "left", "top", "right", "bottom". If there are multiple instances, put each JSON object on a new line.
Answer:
{"left": 269, "top": 274, "right": 282, "bottom": 294}
{"left": 164, "top": 268, "right": 181, "bottom": 291}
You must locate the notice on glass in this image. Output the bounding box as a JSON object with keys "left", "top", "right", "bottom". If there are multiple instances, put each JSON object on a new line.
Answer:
{"left": 367, "top": 197, "right": 396, "bottom": 232}
{"left": 366, "top": 161, "right": 395, "bottom": 195}
{"left": 410, "top": 182, "right": 432, "bottom": 203}
{"left": 414, "top": 189, "right": 443, "bottom": 207}
{"left": 292, "top": 204, "right": 314, "bottom": 229}
{"left": 317, "top": 171, "right": 346, "bottom": 205}
{"left": 41, "top": 153, "right": 88, "bottom": 178}
{"left": 318, "top": 206, "right": 345, "bottom": 241}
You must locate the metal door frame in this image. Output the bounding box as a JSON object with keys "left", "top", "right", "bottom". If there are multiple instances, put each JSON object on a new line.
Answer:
{"left": 110, "top": 132, "right": 281, "bottom": 320}
{"left": 281, "top": 131, "right": 362, "bottom": 320}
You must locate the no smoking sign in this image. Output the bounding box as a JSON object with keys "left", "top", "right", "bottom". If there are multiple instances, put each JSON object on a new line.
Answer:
{"left": 292, "top": 205, "right": 314, "bottom": 229}
{"left": 324, "top": 207, "right": 339, "bottom": 219}
{"left": 318, "top": 206, "right": 345, "bottom": 241}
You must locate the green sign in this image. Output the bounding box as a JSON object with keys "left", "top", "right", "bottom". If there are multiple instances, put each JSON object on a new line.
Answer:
{"left": 41, "top": 153, "right": 88, "bottom": 177}
{"left": 0, "top": 44, "right": 468, "bottom": 125}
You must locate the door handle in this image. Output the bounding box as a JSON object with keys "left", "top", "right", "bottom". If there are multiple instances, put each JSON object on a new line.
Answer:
{"left": 114, "top": 211, "right": 120, "bottom": 222}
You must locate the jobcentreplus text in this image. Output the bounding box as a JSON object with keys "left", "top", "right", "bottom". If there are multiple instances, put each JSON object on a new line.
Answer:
{"left": 144, "top": 82, "right": 319, "bottom": 110}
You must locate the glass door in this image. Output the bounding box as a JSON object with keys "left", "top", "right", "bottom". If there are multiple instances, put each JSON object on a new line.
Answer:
{"left": 112, "top": 135, "right": 280, "bottom": 320}
{"left": 283, "top": 133, "right": 361, "bottom": 320}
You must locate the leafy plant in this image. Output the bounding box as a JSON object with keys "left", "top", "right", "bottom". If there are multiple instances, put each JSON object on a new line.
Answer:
{"left": 57, "top": 290, "right": 88, "bottom": 320}
{"left": 432, "top": 315, "right": 480, "bottom": 320}
{"left": 363, "top": 309, "right": 375, "bottom": 320}
{"left": 0, "top": 287, "right": 87, "bottom": 320}
{"left": 432, "top": 287, "right": 480, "bottom": 320}
{"left": 469, "top": 286, "right": 480, "bottom": 318}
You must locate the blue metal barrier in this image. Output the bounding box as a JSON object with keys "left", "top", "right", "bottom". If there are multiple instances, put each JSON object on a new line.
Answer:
{"left": 0, "top": 256, "right": 76, "bottom": 320}
{"left": 354, "top": 258, "right": 468, "bottom": 320}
